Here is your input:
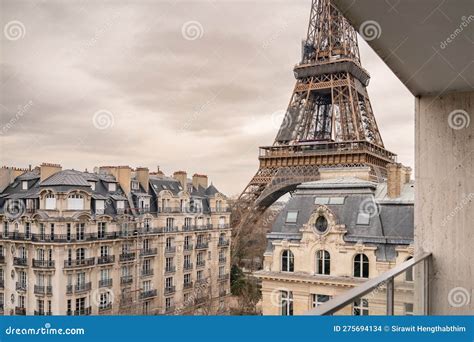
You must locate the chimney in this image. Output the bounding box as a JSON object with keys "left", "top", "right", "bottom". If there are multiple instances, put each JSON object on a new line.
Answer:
{"left": 100, "top": 165, "right": 132, "bottom": 194}
{"left": 40, "top": 163, "right": 62, "bottom": 182}
{"left": 136, "top": 167, "right": 150, "bottom": 193}
{"left": 387, "top": 163, "right": 411, "bottom": 198}
{"left": 192, "top": 173, "right": 208, "bottom": 189}
{"left": 173, "top": 171, "right": 187, "bottom": 190}
{"left": 0, "top": 167, "right": 16, "bottom": 192}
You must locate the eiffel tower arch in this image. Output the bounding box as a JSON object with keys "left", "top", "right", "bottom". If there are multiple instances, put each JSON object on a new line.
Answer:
{"left": 233, "top": 0, "right": 396, "bottom": 244}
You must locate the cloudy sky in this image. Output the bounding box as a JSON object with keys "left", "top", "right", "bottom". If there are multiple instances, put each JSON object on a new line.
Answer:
{"left": 0, "top": 0, "right": 414, "bottom": 196}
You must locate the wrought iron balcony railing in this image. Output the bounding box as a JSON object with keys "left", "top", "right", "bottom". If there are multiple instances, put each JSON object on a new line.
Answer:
{"left": 140, "top": 248, "right": 158, "bottom": 257}
{"left": 119, "top": 253, "right": 135, "bottom": 262}
{"left": 195, "top": 242, "right": 209, "bottom": 249}
{"left": 64, "top": 257, "right": 95, "bottom": 268}
{"left": 120, "top": 275, "right": 133, "bottom": 285}
{"left": 97, "top": 255, "right": 115, "bottom": 265}
{"left": 99, "top": 279, "right": 113, "bottom": 288}
{"left": 184, "top": 263, "right": 193, "bottom": 270}
{"left": 34, "top": 285, "right": 53, "bottom": 295}
{"left": 164, "top": 285, "right": 176, "bottom": 294}
{"left": 165, "top": 246, "right": 176, "bottom": 254}
{"left": 16, "top": 281, "right": 27, "bottom": 291}
{"left": 32, "top": 259, "right": 55, "bottom": 268}
{"left": 15, "top": 307, "right": 26, "bottom": 315}
{"left": 305, "top": 253, "right": 432, "bottom": 316}
{"left": 196, "top": 260, "right": 206, "bottom": 268}
{"left": 165, "top": 266, "right": 176, "bottom": 274}
{"left": 139, "top": 289, "right": 157, "bottom": 299}
{"left": 13, "top": 257, "right": 28, "bottom": 266}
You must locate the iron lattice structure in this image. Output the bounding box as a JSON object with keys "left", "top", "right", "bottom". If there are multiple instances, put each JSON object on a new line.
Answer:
{"left": 233, "top": 0, "right": 396, "bottom": 246}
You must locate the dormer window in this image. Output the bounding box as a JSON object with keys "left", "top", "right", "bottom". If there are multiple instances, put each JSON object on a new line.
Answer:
{"left": 21, "top": 181, "right": 28, "bottom": 190}
{"left": 67, "top": 194, "right": 84, "bottom": 210}
{"left": 89, "top": 181, "right": 96, "bottom": 191}
{"left": 108, "top": 183, "right": 116, "bottom": 192}
{"left": 315, "top": 216, "right": 328, "bottom": 233}
{"left": 285, "top": 211, "right": 298, "bottom": 223}
{"left": 45, "top": 194, "right": 56, "bottom": 210}
{"left": 131, "top": 181, "right": 139, "bottom": 191}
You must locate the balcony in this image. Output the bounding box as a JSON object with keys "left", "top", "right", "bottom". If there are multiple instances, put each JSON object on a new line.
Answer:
{"left": 218, "top": 224, "right": 230, "bottom": 229}
{"left": 97, "top": 255, "right": 115, "bottom": 265}
{"left": 307, "top": 253, "right": 431, "bottom": 315}
{"left": 119, "top": 253, "right": 135, "bottom": 262}
{"left": 68, "top": 307, "right": 92, "bottom": 316}
{"left": 183, "top": 281, "right": 193, "bottom": 290}
{"left": 141, "top": 268, "right": 154, "bottom": 277}
{"left": 139, "top": 289, "right": 157, "bottom": 299}
{"left": 165, "top": 306, "right": 176, "bottom": 314}
{"left": 165, "top": 246, "right": 176, "bottom": 254}
{"left": 99, "top": 302, "right": 113, "bottom": 312}
{"left": 219, "top": 257, "right": 227, "bottom": 264}
{"left": 163, "top": 226, "right": 179, "bottom": 233}
{"left": 165, "top": 266, "right": 176, "bottom": 274}
{"left": 13, "top": 257, "right": 28, "bottom": 267}
{"left": 159, "top": 207, "right": 182, "bottom": 213}
{"left": 32, "top": 259, "right": 55, "bottom": 268}
{"left": 15, "top": 307, "right": 26, "bottom": 315}
{"left": 218, "top": 240, "right": 230, "bottom": 247}
{"left": 64, "top": 257, "right": 95, "bottom": 268}
{"left": 164, "top": 285, "right": 176, "bottom": 295}
{"left": 34, "top": 310, "right": 52, "bottom": 316}
{"left": 16, "top": 281, "right": 27, "bottom": 291}
{"left": 140, "top": 248, "right": 158, "bottom": 257}
{"left": 184, "top": 263, "right": 193, "bottom": 270}
{"left": 120, "top": 275, "right": 133, "bottom": 285}
{"left": 34, "top": 285, "right": 53, "bottom": 295}
{"left": 195, "top": 242, "right": 209, "bottom": 250}
{"left": 184, "top": 244, "right": 193, "bottom": 251}
{"left": 74, "top": 282, "right": 92, "bottom": 294}
{"left": 99, "top": 279, "right": 113, "bottom": 288}
{"left": 196, "top": 260, "right": 206, "bottom": 268}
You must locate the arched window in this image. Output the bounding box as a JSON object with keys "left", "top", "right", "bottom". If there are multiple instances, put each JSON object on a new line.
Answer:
{"left": 353, "top": 254, "right": 369, "bottom": 278}
{"left": 405, "top": 257, "right": 413, "bottom": 282}
{"left": 67, "top": 193, "right": 84, "bottom": 210}
{"left": 45, "top": 193, "right": 56, "bottom": 210}
{"left": 315, "top": 216, "right": 328, "bottom": 233}
{"left": 316, "top": 250, "right": 330, "bottom": 275}
{"left": 281, "top": 250, "right": 294, "bottom": 272}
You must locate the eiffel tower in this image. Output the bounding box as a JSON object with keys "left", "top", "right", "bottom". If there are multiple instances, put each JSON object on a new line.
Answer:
{"left": 233, "top": 0, "right": 396, "bottom": 247}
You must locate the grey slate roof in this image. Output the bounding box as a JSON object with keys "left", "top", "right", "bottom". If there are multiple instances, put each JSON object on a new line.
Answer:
{"left": 269, "top": 177, "right": 414, "bottom": 261}
{"left": 41, "top": 170, "right": 90, "bottom": 187}
{"left": 205, "top": 184, "right": 220, "bottom": 196}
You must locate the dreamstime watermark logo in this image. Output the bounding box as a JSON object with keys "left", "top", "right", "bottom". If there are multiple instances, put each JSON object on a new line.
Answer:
{"left": 447, "top": 109, "right": 470, "bottom": 130}
{"left": 440, "top": 15, "right": 474, "bottom": 49}
{"left": 4, "top": 20, "right": 26, "bottom": 41}
{"left": 269, "top": 287, "right": 288, "bottom": 308}
{"left": 181, "top": 21, "right": 204, "bottom": 41}
{"left": 447, "top": 287, "right": 471, "bottom": 308}
{"left": 262, "top": 21, "right": 289, "bottom": 49}
{"left": 271, "top": 110, "right": 292, "bottom": 130}
{"left": 5, "top": 322, "right": 85, "bottom": 336}
{"left": 441, "top": 193, "right": 473, "bottom": 227}
{"left": 359, "top": 20, "right": 382, "bottom": 41}
{"left": 0, "top": 100, "right": 34, "bottom": 136}
{"left": 92, "top": 109, "right": 115, "bottom": 130}
{"left": 359, "top": 197, "right": 380, "bottom": 218}
{"left": 91, "top": 288, "right": 115, "bottom": 308}
{"left": 4, "top": 200, "right": 26, "bottom": 220}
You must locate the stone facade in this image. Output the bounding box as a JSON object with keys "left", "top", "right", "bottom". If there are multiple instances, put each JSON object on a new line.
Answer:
{"left": 0, "top": 164, "right": 231, "bottom": 316}
{"left": 255, "top": 167, "right": 414, "bottom": 316}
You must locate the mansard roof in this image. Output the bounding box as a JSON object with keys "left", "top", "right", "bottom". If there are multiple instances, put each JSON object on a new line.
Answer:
{"left": 269, "top": 177, "right": 414, "bottom": 260}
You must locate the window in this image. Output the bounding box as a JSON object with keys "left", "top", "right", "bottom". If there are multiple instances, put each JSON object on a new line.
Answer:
{"left": 197, "top": 270, "right": 203, "bottom": 281}
{"left": 356, "top": 212, "right": 371, "bottom": 225}
{"left": 108, "top": 183, "right": 117, "bottom": 192}
{"left": 76, "top": 248, "right": 85, "bottom": 261}
{"left": 50, "top": 223, "right": 54, "bottom": 241}
{"left": 100, "top": 246, "right": 109, "bottom": 257}
{"left": 22, "top": 181, "right": 28, "bottom": 190}
{"left": 285, "top": 211, "right": 298, "bottom": 223}
{"left": 353, "top": 298, "right": 369, "bottom": 315}
{"left": 314, "top": 197, "right": 329, "bottom": 205}
{"left": 328, "top": 197, "right": 345, "bottom": 205}
{"left": 281, "top": 250, "right": 294, "bottom": 272}
{"left": 3, "top": 222, "right": 7, "bottom": 237}
{"left": 404, "top": 303, "right": 414, "bottom": 316}
{"left": 316, "top": 250, "right": 330, "bottom": 275}
{"left": 45, "top": 194, "right": 56, "bottom": 210}
{"left": 165, "top": 277, "right": 173, "bottom": 288}
{"left": 76, "top": 223, "right": 85, "bottom": 241}
{"left": 66, "top": 223, "right": 71, "bottom": 241}
{"left": 166, "top": 237, "right": 173, "bottom": 249}
{"left": 184, "top": 217, "right": 192, "bottom": 228}
{"left": 184, "top": 274, "right": 191, "bottom": 285}
{"left": 405, "top": 257, "right": 413, "bottom": 282}
{"left": 116, "top": 200, "right": 124, "bottom": 210}
{"left": 184, "top": 236, "right": 191, "bottom": 249}
{"left": 67, "top": 194, "right": 84, "bottom": 210}
{"left": 354, "top": 254, "right": 369, "bottom": 278}
{"left": 315, "top": 216, "right": 328, "bottom": 233}
{"left": 25, "top": 222, "right": 30, "bottom": 239}
{"left": 131, "top": 181, "right": 138, "bottom": 191}
{"left": 280, "top": 291, "right": 293, "bottom": 316}
{"left": 98, "top": 222, "right": 106, "bottom": 239}
{"left": 218, "top": 216, "right": 226, "bottom": 228}
{"left": 311, "top": 294, "right": 332, "bottom": 308}
{"left": 166, "top": 218, "right": 174, "bottom": 230}
{"left": 89, "top": 181, "right": 96, "bottom": 191}
{"left": 165, "top": 297, "right": 173, "bottom": 309}
{"left": 95, "top": 200, "right": 105, "bottom": 214}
